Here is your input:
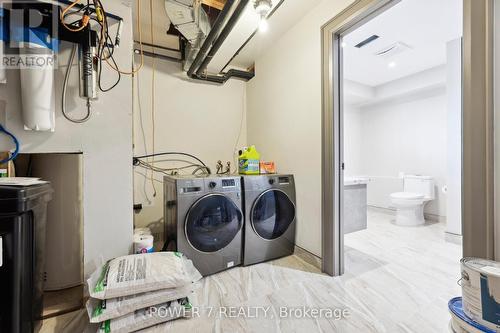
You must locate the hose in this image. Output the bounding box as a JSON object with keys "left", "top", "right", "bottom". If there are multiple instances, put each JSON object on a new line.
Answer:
{"left": 192, "top": 166, "right": 211, "bottom": 175}
{"left": 134, "top": 152, "right": 209, "bottom": 169}
{"left": 62, "top": 44, "right": 92, "bottom": 123}
{"left": 0, "top": 124, "right": 20, "bottom": 164}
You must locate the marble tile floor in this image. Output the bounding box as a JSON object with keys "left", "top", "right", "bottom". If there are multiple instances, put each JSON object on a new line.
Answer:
{"left": 41, "top": 208, "right": 462, "bottom": 333}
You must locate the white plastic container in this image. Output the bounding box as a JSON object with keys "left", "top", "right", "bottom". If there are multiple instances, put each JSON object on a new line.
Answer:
{"left": 460, "top": 258, "right": 500, "bottom": 331}
{"left": 134, "top": 234, "right": 154, "bottom": 254}
{"left": 20, "top": 45, "right": 55, "bottom": 131}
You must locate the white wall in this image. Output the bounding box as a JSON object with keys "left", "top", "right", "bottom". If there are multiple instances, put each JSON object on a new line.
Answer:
{"left": 343, "top": 107, "right": 363, "bottom": 176}
{"left": 132, "top": 59, "right": 247, "bottom": 235}
{"left": 446, "top": 38, "right": 462, "bottom": 235}
{"left": 0, "top": 1, "right": 134, "bottom": 276}
{"left": 343, "top": 66, "right": 450, "bottom": 218}
{"left": 352, "top": 92, "right": 448, "bottom": 217}
{"left": 246, "top": 0, "right": 354, "bottom": 257}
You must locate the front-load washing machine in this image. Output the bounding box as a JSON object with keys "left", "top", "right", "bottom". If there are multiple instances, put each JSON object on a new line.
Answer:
{"left": 163, "top": 175, "right": 243, "bottom": 276}
{"left": 242, "top": 174, "right": 296, "bottom": 266}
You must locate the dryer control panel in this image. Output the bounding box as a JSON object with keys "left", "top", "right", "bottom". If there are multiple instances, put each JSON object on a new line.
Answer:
{"left": 245, "top": 174, "right": 294, "bottom": 191}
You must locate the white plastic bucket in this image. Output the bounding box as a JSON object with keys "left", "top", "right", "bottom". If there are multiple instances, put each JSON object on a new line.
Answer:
{"left": 460, "top": 258, "right": 500, "bottom": 331}
{"left": 134, "top": 234, "right": 154, "bottom": 254}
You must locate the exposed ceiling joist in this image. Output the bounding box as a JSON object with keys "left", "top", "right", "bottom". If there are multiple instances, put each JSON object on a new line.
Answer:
{"left": 201, "top": 0, "right": 226, "bottom": 10}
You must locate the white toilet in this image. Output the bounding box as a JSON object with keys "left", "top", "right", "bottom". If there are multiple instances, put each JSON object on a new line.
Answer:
{"left": 390, "top": 175, "right": 435, "bottom": 226}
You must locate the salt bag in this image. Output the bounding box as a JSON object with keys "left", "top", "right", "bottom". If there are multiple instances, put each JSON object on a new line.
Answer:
{"left": 87, "top": 284, "right": 196, "bottom": 323}
{"left": 88, "top": 252, "right": 202, "bottom": 300}
{"left": 97, "top": 298, "right": 192, "bottom": 333}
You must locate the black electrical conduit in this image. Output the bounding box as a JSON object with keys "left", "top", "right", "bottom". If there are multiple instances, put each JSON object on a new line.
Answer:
{"left": 189, "top": 0, "right": 254, "bottom": 83}
{"left": 141, "top": 0, "right": 254, "bottom": 83}
{"left": 198, "top": 69, "right": 254, "bottom": 84}
{"left": 187, "top": 0, "right": 237, "bottom": 78}
{"left": 195, "top": 0, "right": 250, "bottom": 77}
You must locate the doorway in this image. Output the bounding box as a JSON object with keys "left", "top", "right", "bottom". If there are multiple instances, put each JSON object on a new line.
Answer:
{"left": 321, "top": 0, "right": 494, "bottom": 276}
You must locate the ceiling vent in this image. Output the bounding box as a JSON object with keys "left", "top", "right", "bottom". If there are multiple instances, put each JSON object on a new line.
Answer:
{"left": 354, "top": 35, "right": 379, "bottom": 48}
{"left": 374, "top": 42, "right": 412, "bottom": 59}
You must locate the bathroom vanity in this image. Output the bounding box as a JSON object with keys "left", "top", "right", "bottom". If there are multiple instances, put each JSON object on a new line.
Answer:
{"left": 344, "top": 177, "right": 368, "bottom": 234}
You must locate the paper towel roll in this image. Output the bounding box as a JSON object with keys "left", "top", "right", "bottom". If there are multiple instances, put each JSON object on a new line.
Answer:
{"left": 134, "top": 234, "right": 154, "bottom": 254}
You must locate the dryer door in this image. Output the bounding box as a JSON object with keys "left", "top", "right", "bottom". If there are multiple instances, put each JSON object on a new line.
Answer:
{"left": 251, "top": 189, "right": 296, "bottom": 240}
{"left": 185, "top": 194, "right": 243, "bottom": 253}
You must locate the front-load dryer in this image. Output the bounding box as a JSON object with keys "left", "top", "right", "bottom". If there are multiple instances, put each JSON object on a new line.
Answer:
{"left": 163, "top": 175, "right": 243, "bottom": 276}
{"left": 242, "top": 174, "right": 296, "bottom": 266}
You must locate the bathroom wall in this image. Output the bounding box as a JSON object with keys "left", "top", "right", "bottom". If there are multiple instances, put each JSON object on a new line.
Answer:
{"left": 132, "top": 58, "right": 247, "bottom": 238}
{"left": 446, "top": 38, "right": 462, "bottom": 236}
{"left": 343, "top": 107, "right": 363, "bottom": 176}
{"left": 344, "top": 68, "right": 449, "bottom": 218}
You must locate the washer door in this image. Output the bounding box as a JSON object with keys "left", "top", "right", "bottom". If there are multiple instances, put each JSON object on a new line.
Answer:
{"left": 185, "top": 194, "right": 243, "bottom": 253}
{"left": 251, "top": 189, "right": 295, "bottom": 240}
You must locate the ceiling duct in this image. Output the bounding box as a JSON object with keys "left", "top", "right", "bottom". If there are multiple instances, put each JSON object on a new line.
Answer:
{"left": 375, "top": 42, "right": 412, "bottom": 59}
{"left": 354, "top": 35, "right": 379, "bottom": 48}
{"left": 165, "top": 0, "right": 255, "bottom": 83}
{"left": 164, "top": 0, "right": 211, "bottom": 44}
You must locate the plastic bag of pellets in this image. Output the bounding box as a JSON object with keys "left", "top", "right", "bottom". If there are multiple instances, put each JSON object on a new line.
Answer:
{"left": 87, "top": 284, "right": 197, "bottom": 323}
{"left": 87, "top": 252, "right": 202, "bottom": 300}
{"left": 97, "top": 298, "right": 192, "bottom": 333}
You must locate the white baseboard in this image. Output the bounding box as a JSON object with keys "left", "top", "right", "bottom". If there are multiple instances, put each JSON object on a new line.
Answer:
{"left": 424, "top": 213, "right": 446, "bottom": 223}
{"left": 368, "top": 205, "right": 395, "bottom": 215}
{"left": 294, "top": 246, "right": 322, "bottom": 269}
{"left": 445, "top": 232, "right": 463, "bottom": 245}
{"left": 368, "top": 205, "right": 446, "bottom": 223}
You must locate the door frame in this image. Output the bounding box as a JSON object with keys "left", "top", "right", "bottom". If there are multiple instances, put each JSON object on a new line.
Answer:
{"left": 321, "top": 0, "right": 495, "bottom": 276}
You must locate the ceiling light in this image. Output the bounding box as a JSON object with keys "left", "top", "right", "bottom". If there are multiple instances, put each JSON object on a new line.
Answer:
{"left": 388, "top": 61, "right": 396, "bottom": 68}
{"left": 259, "top": 19, "right": 269, "bottom": 33}
{"left": 254, "top": 0, "right": 272, "bottom": 16}
{"left": 255, "top": 0, "right": 272, "bottom": 32}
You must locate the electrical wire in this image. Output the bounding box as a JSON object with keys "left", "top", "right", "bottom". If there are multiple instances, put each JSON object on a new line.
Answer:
{"left": 135, "top": 159, "right": 209, "bottom": 176}
{"left": 0, "top": 124, "right": 20, "bottom": 164}
{"left": 134, "top": 152, "right": 209, "bottom": 169}
{"left": 149, "top": 0, "right": 156, "bottom": 196}
{"left": 98, "top": 41, "right": 121, "bottom": 92}
{"left": 59, "top": 0, "right": 135, "bottom": 95}
{"left": 134, "top": 62, "right": 152, "bottom": 203}
{"left": 100, "top": 0, "right": 144, "bottom": 75}
{"left": 92, "top": 2, "right": 122, "bottom": 92}
{"left": 134, "top": 170, "right": 164, "bottom": 184}
{"left": 60, "top": 0, "right": 90, "bottom": 32}
{"left": 62, "top": 44, "right": 92, "bottom": 123}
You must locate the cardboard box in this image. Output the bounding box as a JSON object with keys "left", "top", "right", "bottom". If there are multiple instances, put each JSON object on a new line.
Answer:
{"left": 0, "top": 152, "right": 13, "bottom": 177}
{"left": 259, "top": 161, "right": 276, "bottom": 174}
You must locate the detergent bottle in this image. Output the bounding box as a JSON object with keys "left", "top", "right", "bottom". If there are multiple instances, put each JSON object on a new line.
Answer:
{"left": 239, "top": 146, "right": 260, "bottom": 175}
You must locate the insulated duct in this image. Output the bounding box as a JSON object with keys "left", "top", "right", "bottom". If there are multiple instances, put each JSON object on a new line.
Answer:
{"left": 164, "top": 0, "right": 211, "bottom": 70}
{"left": 165, "top": 0, "right": 254, "bottom": 84}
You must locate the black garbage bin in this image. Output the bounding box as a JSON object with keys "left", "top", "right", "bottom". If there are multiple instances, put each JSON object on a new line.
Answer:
{"left": 0, "top": 183, "right": 53, "bottom": 333}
